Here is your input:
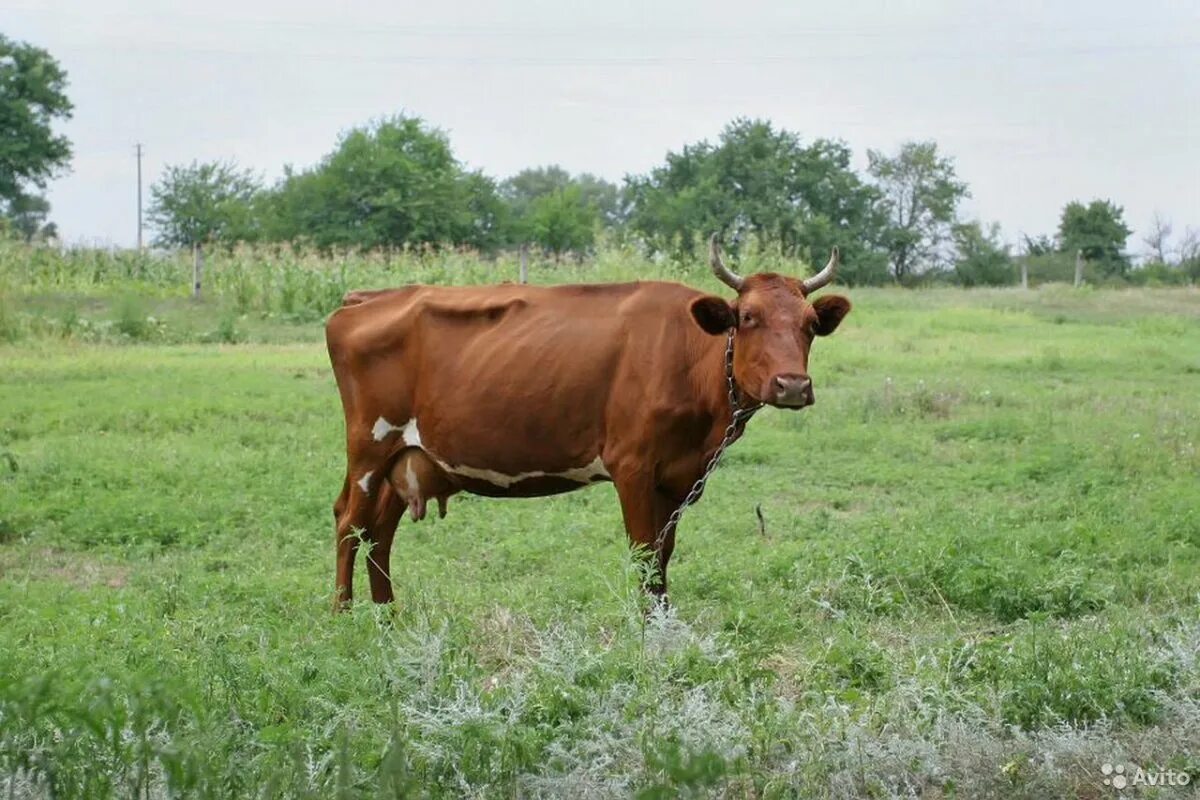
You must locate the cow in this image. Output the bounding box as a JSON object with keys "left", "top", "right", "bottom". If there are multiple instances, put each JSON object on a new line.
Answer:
{"left": 325, "top": 235, "right": 851, "bottom": 609}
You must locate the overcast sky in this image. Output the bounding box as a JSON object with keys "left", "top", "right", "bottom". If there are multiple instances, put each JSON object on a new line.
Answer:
{"left": 7, "top": 0, "right": 1199, "bottom": 253}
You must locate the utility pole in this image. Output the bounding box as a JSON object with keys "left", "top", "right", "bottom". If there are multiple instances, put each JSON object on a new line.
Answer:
{"left": 1017, "top": 234, "right": 1029, "bottom": 289}
{"left": 135, "top": 143, "right": 144, "bottom": 251}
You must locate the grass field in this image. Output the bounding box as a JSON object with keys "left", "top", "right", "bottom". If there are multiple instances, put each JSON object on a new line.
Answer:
{"left": 2, "top": 271, "right": 1199, "bottom": 797}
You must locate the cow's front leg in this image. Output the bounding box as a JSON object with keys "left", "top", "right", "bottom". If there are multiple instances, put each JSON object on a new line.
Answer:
{"left": 613, "top": 474, "right": 679, "bottom": 606}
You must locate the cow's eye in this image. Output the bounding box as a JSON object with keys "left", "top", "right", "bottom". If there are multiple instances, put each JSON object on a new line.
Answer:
{"left": 741, "top": 311, "right": 754, "bottom": 326}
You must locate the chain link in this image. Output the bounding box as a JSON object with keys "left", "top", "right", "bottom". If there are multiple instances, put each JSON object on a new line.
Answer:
{"left": 653, "top": 330, "right": 762, "bottom": 554}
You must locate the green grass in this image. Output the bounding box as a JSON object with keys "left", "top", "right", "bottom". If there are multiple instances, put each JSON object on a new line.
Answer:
{"left": 1, "top": 266, "right": 1199, "bottom": 797}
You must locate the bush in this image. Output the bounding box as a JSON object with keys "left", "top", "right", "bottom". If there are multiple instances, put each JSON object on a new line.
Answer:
{"left": 112, "top": 296, "right": 155, "bottom": 340}
{"left": 0, "top": 297, "right": 22, "bottom": 343}
{"left": 1127, "top": 261, "right": 1190, "bottom": 287}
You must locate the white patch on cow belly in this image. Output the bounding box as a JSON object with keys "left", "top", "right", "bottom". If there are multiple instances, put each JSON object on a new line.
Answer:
{"left": 357, "top": 471, "right": 374, "bottom": 493}
{"left": 377, "top": 413, "right": 607, "bottom": 490}
{"left": 401, "top": 418, "right": 422, "bottom": 448}
{"left": 372, "top": 417, "right": 401, "bottom": 441}
{"left": 372, "top": 416, "right": 422, "bottom": 447}
{"left": 435, "top": 455, "right": 609, "bottom": 489}
{"left": 571, "top": 456, "right": 611, "bottom": 482}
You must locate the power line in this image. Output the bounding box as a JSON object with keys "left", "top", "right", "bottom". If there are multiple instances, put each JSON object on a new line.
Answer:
{"left": 59, "top": 39, "right": 1200, "bottom": 66}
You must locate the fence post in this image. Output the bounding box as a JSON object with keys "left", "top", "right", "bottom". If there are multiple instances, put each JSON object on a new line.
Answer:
{"left": 192, "top": 244, "right": 204, "bottom": 300}
{"left": 1073, "top": 249, "right": 1083, "bottom": 288}
{"left": 1020, "top": 259, "right": 1028, "bottom": 290}
{"left": 519, "top": 244, "right": 528, "bottom": 285}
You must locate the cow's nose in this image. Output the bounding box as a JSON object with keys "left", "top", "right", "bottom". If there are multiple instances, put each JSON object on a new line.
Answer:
{"left": 772, "top": 374, "right": 814, "bottom": 407}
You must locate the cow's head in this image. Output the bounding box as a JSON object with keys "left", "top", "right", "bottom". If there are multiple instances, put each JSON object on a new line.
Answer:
{"left": 690, "top": 235, "right": 851, "bottom": 409}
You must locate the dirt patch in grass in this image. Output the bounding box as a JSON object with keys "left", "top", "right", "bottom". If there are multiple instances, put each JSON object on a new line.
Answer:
{"left": 0, "top": 546, "right": 130, "bottom": 589}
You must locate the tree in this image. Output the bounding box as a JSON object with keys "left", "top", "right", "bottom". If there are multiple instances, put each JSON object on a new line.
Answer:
{"left": 524, "top": 185, "right": 598, "bottom": 260}
{"left": 625, "top": 118, "right": 889, "bottom": 283}
{"left": 1141, "top": 212, "right": 1172, "bottom": 264}
{"left": 501, "top": 166, "right": 622, "bottom": 234}
{"left": 868, "top": 141, "right": 968, "bottom": 285}
{"left": 1021, "top": 233, "right": 1055, "bottom": 257}
{"left": 502, "top": 165, "right": 570, "bottom": 219}
{"left": 1, "top": 191, "right": 56, "bottom": 241}
{"left": 624, "top": 140, "right": 715, "bottom": 257}
{"left": 458, "top": 170, "right": 509, "bottom": 253}
{"left": 0, "top": 35, "right": 73, "bottom": 234}
{"left": 1178, "top": 227, "right": 1200, "bottom": 284}
{"left": 264, "top": 115, "right": 502, "bottom": 251}
{"left": 574, "top": 173, "right": 623, "bottom": 227}
{"left": 952, "top": 220, "right": 1013, "bottom": 286}
{"left": 1057, "top": 199, "right": 1131, "bottom": 277}
{"left": 147, "top": 160, "right": 261, "bottom": 248}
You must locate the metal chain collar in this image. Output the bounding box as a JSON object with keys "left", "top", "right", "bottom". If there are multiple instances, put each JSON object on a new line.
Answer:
{"left": 653, "top": 329, "right": 763, "bottom": 553}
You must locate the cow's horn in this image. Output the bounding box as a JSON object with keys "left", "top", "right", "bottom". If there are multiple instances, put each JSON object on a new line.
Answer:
{"left": 801, "top": 247, "right": 839, "bottom": 294}
{"left": 709, "top": 234, "right": 744, "bottom": 291}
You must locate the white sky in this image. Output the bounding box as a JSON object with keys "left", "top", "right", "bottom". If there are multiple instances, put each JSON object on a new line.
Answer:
{"left": 7, "top": 0, "right": 1200, "bottom": 254}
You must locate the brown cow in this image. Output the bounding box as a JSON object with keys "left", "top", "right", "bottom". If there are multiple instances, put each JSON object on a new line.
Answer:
{"left": 325, "top": 236, "right": 851, "bottom": 608}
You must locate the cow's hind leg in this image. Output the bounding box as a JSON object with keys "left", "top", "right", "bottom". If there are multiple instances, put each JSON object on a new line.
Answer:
{"left": 365, "top": 482, "right": 404, "bottom": 605}
{"left": 334, "top": 501, "right": 366, "bottom": 611}
{"left": 331, "top": 478, "right": 358, "bottom": 609}
{"left": 333, "top": 448, "right": 393, "bottom": 610}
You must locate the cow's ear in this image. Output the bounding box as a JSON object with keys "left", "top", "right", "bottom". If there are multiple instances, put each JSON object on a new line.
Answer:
{"left": 690, "top": 296, "right": 736, "bottom": 335}
{"left": 812, "top": 294, "right": 851, "bottom": 336}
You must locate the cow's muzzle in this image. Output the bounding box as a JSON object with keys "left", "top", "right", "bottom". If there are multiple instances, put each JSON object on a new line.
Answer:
{"left": 770, "top": 373, "right": 814, "bottom": 408}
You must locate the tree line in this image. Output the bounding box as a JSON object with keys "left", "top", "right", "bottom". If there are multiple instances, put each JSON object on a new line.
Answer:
{"left": 144, "top": 119, "right": 622, "bottom": 264}
{"left": 3, "top": 34, "right": 1198, "bottom": 286}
